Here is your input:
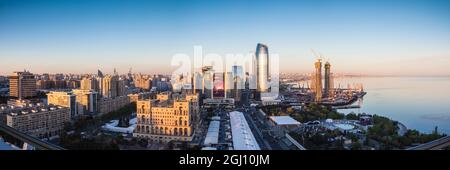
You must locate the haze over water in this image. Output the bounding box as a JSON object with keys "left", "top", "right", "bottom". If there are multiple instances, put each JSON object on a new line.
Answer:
{"left": 336, "top": 76, "right": 450, "bottom": 134}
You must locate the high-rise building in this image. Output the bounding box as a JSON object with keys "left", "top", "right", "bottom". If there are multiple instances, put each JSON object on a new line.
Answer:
{"left": 72, "top": 89, "right": 98, "bottom": 115}
{"left": 193, "top": 71, "right": 203, "bottom": 95}
{"left": 80, "top": 77, "right": 98, "bottom": 91}
{"left": 313, "top": 59, "right": 323, "bottom": 102}
{"left": 101, "top": 75, "right": 118, "bottom": 98}
{"left": 202, "top": 66, "right": 214, "bottom": 99}
{"left": 213, "top": 72, "right": 224, "bottom": 98}
{"left": 133, "top": 92, "right": 198, "bottom": 143}
{"left": 224, "top": 72, "right": 233, "bottom": 98}
{"left": 324, "top": 61, "right": 333, "bottom": 99}
{"left": 232, "top": 65, "right": 244, "bottom": 102}
{"left": 256, "top": 43, "right": 269, "bottom": 93}
{"left": 8, "top": 71, "right": 36, "bottom": 99}
{"left": 185, "top": 93, "right": 200, "bottom": 127}
{"left": 117, "top": 78, "right": 126, "bottom": 96}
{"left": 232, "top": 66, "right": 244, "bottom": 83}
{"left": 47, "top": 91, "right": 78, "bottom": 118}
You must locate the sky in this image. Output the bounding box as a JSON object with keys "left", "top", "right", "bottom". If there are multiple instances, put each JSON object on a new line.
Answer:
{"left": 0, "top": 0, "right": 450, "bottom": 76}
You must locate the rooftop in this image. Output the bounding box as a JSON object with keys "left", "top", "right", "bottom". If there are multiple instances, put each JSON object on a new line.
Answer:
{"left": 270, "top": 116, "right": 301, "bottom": 126}
{"left": 0, "top": 101, "right": 67, "bottom": 116}
{"left": 204, "top": 121, "right": 220, "bottom": 146}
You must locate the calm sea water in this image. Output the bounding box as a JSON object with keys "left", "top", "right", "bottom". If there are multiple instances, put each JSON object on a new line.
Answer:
{"left": 335, "top": 76, "right": 450, "bottom": 134}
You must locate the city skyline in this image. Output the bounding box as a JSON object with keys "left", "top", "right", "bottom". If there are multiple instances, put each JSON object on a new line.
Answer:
{"left": 1, "top": 0, "right": 450, "bottom": 76}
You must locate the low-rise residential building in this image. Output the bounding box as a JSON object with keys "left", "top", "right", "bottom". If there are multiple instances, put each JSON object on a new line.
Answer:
{"left": 1, "top": 101, "right": 70, "bottom": 139}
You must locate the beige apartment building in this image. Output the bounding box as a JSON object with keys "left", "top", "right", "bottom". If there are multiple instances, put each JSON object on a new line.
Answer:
{"left": 72, "top": 89, "right": 98, "bottom": 115}
{"left": 133, "top": 92, "right": 199, "bottom": 143}
{"left": 80, "top": 77, "right": 98, "bottom": 91}
{"left": 47, "top": 91, "right": 78, "bottom": 118}
{"left": 98, "top": 95, "right": 130, "bottom": 116}
{"left": 2, "top": 103, "right": 70, "bottom": 138}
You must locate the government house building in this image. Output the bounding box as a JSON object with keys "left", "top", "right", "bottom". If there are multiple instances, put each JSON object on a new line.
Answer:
{"left": 133, "top": 92, "right": 199, "bottom": 143}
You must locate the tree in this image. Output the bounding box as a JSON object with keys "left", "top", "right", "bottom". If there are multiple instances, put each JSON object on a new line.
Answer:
{"left": 63, "top": 122, "right": 73, "bottom": 132}
{"left": 138, "top": 138, "right": 148, "bottom": 148}
{"left": 167, "top": 141, "right": 175, "bottom": 150}
{"left": 346, "top": 113, "right": 359, "bottom": 120}
{"left": 287, "top": 107, "right": 294, "bottom": 114}
{"left": 351, "top": 142, "right": 362, "bottom": 150}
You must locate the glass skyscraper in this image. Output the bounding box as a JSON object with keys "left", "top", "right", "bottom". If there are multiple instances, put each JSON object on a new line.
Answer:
{"left": 255, "top": 43, "right": 269, "bottom": 93}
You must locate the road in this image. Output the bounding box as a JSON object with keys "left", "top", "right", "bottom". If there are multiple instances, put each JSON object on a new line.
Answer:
{"left": 241, "top": 90, "right": 289, "bottom": 150}
{"left": 406, "top": 136, "right": 450, "bottom": 150}
{"left": 242, "top": 110, "right": 272, "bottom": 150}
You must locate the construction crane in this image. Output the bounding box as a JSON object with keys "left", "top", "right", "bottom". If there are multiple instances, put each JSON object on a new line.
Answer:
{"left": 311, "top": 49, "right": 324, "bottom": 62}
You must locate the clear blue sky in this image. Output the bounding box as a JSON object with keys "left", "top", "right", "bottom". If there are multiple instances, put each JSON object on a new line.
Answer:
{"left": 1, "top": 0, "right": 450, "bottom": 75}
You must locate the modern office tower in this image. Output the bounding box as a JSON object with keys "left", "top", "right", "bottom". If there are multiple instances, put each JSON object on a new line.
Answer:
{"left": 213, "top": 72, "right": 224, "bottom": 98}
{"left": 232, "top": 65, "right": 244, "bottom": 102}
{"left": 101, "top": 75, "right": 119, "bottom": 98}
{"left": 72, "top": 89, "right": 98, "bottom": 115}
{"left": 133, "top": 93, "right": 199, "bottom": 143}
{"left": 324, "top": 61, "right": 333, "bottom": 99}
{"left": 8, "top": 71, "right": 36, "bottom": 99}
{"left": 80, "top": 77, "right": 98, "bottom": 91}
{"left": 101, "top": 75, "right": 113, "bottom": 98}
{"left": 3, "top": 103, "right": 70, "bottom": 138}
{"left": 96, "top": 70, "right": 105, "bottom": 96}
{"left": 314, "top": 59, "right": 323, "bottom": 102}
{"left": 97, "top": 70, "right": 104, "bottom": 77}
{"left": 224, "top": 72, "right": 234, "bottom": 98}
{"left": 117, "top": 79, "right": 126, "bottom": 96}
{"left": 255, "top": 43, "right": 270, "bottom": 93}
{"left": 134, "top": 74, "right": 152, "bottom": 90}
{"left": 193, "top": 71, "right": 203, "bottom": 95}
{"left": 232, "top": 65, "right": 244, "bottom": 84}
{"left": 128, "top": 68, "right": 133, "bottom": 82}
{"left": 47, "top": 91, "right": 78, "bottom": 118}
{"left": 202, "top": 66, "right": 214, "bottom": 99}
{"left": 96, "top": 76, "right": 103, "bottom": 94}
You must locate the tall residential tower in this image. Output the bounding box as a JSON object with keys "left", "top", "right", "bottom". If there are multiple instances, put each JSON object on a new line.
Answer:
{"left": 324, "top": 61, "right": 332, "bottom": 99}
{"left": 313, "top": 59, "right": 322, "bottom": 102}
